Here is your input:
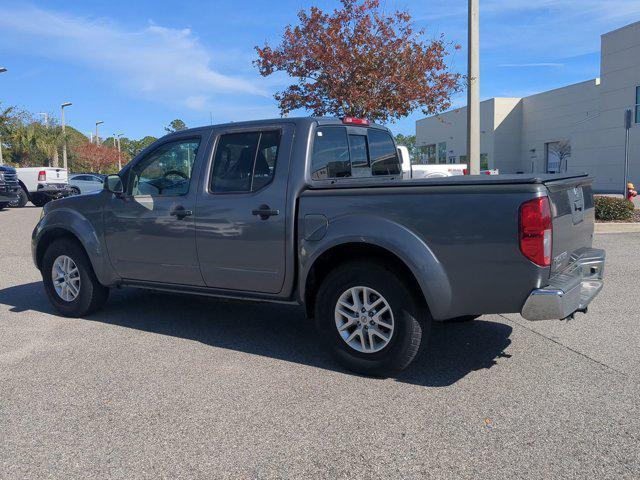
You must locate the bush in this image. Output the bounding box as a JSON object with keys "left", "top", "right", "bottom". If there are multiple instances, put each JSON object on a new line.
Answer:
{"left": 594, "top": 196, "right": 634, "bottom": 221}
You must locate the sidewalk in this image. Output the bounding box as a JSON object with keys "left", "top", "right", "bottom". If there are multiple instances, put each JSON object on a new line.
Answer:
{"left": 595, "top": 222, "right": 640, "bottom": 234}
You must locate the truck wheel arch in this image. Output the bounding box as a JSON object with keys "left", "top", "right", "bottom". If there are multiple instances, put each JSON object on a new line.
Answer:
{"left": 35, "top": 228, "right": 88, "bottom": 271}
{"left": 17, "top": 180, "right": 31, "bottom": 200}
{"left": 303, "top": 242, "right": 428, "bottom": 320}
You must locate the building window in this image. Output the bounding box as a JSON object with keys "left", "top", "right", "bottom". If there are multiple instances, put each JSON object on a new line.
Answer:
{"left": 480, "top": 153, "right": 489, "bottom": 171}
{"left": 636, "top": 86, "right": 640, "bottom": 124}
{"left": 437, "top": 142, "right": 447, "bottom": 164}
{"left": 419, "top": 144, "right": 437, "bottom": 164}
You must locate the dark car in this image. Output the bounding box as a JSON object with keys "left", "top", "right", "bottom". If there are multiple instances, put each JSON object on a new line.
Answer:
{"left": 0, "top": 165, "right": 20, "bottom": 209}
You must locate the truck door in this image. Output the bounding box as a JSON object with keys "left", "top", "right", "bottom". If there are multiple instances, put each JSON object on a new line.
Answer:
{"left": 103, "top": 135, "right": 207, "bottom": 286}
{"left": 196, "top": 124, "right": 293, "bottom": 294}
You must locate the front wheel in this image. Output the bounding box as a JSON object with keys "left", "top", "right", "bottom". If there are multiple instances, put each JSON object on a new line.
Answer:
{"left": 0, "top": 202, "right": 8, "bottom": 210}
{"left": 314, "top": 261, "right": 429, "bottom": 377}
{"left": 42, "top": 238, "right": 109, "bottom": 317}
{"left": 9, "top": 187, "right": 28, "bottom": 208}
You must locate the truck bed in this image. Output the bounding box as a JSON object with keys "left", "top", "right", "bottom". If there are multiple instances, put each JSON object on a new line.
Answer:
{"left": 307, "top": 173, "right": 591, "bottom": 189}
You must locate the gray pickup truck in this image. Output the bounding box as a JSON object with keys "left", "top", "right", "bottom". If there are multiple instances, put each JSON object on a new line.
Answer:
{"left": 32, "top": 117, "right": 605, "bottom": 376}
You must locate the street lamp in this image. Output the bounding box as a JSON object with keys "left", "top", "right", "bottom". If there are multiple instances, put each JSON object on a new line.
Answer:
{"left": 37, "top": 112, "right": 49, "bottom": 126}
{"left": 61, "top": 102, "right": 72, "bottom": 170}
{"left": 0, "top": 67, "right": 5, "bottom": 165}
{"left": 95, "top": 121, "right": 104, "bottom": 146}
{"left": 114, "top": 133, "right": 124, "bottom": 170}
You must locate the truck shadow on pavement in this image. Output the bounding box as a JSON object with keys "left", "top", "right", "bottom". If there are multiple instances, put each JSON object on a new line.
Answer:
{"left": 0, "top": 282, "right": 513, "bottom": 387}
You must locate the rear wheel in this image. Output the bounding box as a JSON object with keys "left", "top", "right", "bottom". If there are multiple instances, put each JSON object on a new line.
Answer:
{"left": 42, "top": 238, "right": 109, "bottom": 317}
{"left": 0, "top": 202, "right": 8, "bottom": 210}
{"left": 31, "top": 194, "right": 50, "bottom": 208}
{"left": 314, "top": 261, "right": 429, "bottom": 377}
{"left": 9, "top": 187, "right": 28, "bottom": 208}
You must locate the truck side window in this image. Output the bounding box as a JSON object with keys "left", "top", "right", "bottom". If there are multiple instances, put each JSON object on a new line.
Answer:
{"left": 211, "top": 131, "right": 280, "bottom": 193}
{"left": 311, "top": 127, "right": 351, "bottom": 180}
{"left": 130, "top": 139, "right": 199, "bottom": 196}
{"left": 368, "top": 129, "right": 401, "bottom": 176}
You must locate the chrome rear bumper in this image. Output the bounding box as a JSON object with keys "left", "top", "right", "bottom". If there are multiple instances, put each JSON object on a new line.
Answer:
{"left": 521, "top": 248, "right": 605, "bottom": 321}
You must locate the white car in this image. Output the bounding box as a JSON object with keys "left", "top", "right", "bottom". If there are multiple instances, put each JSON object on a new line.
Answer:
{"left": 69, "top": 174, "right": 105, "bottom": 195}
{"left": 12, "top": 167, "right": 72, "bottom": 207}
{"left": 397, "top": 146, "right": 467, "bottom": 179}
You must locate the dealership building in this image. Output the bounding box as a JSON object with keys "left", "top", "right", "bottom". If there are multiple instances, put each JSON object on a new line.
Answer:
{"left": 415, "top": 21, "right": 640, "bottom": 192}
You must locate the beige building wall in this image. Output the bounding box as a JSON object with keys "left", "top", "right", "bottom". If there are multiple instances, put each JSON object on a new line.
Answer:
{"left": 415, "top": 20, "right": 640, "bottom": 192}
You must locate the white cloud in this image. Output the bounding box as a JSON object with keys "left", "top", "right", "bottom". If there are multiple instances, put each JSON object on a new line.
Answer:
{"left": 0, "top": 5, "right": 268, "bottom": 110}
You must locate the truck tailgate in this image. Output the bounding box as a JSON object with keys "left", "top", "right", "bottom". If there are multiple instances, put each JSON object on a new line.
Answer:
{"left": 545, "top": 175, "right": 595, "bottom": 274}
{"left": 44, "top": 168, "right": 68, "bottom": 184}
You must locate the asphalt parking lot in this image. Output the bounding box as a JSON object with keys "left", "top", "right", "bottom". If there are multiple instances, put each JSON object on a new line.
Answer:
{"left": 1, "top": 206, "right": 639, "bottom": 479}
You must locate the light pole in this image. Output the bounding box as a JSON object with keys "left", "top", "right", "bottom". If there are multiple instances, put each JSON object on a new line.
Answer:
{"left": 0, "top": 67, "right": 6, "bottom": 165}
{"left": 37, "top": 112, "right": 49, "bottom": 126}
{"left": 114, "top": 133, "right": 124, "bottom": 170}
{"left": 467, "top": 0, "right": 480, "bottom": 175}
{"left": 61, "top": 102, "right": 72, "bottom": 170}
{"left": 95, "top": 121, "right": 104, "bottom": 146}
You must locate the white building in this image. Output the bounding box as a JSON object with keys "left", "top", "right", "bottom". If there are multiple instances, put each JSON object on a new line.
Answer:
{"left": 415, "top": 21, "right": 640, "bottom": 192}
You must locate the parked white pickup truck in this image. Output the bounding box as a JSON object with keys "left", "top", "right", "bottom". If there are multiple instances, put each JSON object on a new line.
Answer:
{"left": 397, "top": 146, "right": 467, "bottom": 179}
{"left": 12, "top": 167, "right": 72, "bottom": 207}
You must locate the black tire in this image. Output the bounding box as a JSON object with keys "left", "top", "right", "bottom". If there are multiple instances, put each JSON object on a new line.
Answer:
{"left": 70, "top": 186, "right": 81, "bottom": 196}
{"left": 41, "top": 238, "right": 109, "bottom": 317}
{"left": 9, "top": 187, "right": 28, "bottom": 208}
{"left": 314, "top": 261, "right": 429, "bottom": 377}
{"left": 31, "top": 194, "right": 50, "bottom": 208}
{"left": 0, "top": 202, "right": 8, "bottom": 210}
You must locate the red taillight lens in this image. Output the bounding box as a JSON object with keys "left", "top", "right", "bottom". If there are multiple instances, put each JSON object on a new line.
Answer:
{"left": 38, "top": 170, "right": 47, "bottom": 181}
{"left": 342, "top": 117, "right": 370, "bottom": 126}
{"left": 519, "top": 196, "right": 552, "bottom": 267}
{"left": 463, "top": 168, "right": 468, "bottom": 175}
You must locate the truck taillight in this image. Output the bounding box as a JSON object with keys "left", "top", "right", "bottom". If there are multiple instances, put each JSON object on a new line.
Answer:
{"left": 342, "top": 117, "right": 370, "bottom": 126}
{"left": 38, "top": 170, "right": 47, "bottom": 181}
{"left": 519, "top": 196, "right": 552, "bottom": 267}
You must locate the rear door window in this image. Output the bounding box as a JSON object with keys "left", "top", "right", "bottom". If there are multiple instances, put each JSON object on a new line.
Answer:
{"left": 368, "top": 129, "right": 400, "bottom": 176}
{"left": 210, "top": 130, "right": 280, "bottom": 193}
{"left": 311, "top": 127, "right": 351, "bottom": 180}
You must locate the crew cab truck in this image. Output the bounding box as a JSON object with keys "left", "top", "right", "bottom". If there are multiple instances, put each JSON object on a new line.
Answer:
{"left": 32, "top": 117, "right": 605, "bottom": 376}
{"left": 14, "top": 167, "right": 71, "bottom": 207}
{"left": 0, "top": 165, "right": 20, "bottom": 209}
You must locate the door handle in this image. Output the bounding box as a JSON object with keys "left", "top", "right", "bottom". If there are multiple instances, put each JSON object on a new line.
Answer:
{"left": 252, "top": 204, "right": 280, "bottom": 220}
{"left": 170, "top": 206, "right": 193, "bottom": 219}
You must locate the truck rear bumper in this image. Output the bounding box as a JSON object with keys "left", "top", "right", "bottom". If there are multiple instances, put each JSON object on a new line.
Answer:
{"left": 521, "top": 248, "right": 605, "bottom": 321}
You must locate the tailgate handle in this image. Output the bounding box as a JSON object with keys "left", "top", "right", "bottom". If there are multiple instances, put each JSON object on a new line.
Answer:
{"left": 573, "top": 201, "right": 583, "bottom": 212}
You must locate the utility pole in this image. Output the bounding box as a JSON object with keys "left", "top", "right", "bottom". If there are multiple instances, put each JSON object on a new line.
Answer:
{"left": 467, "top": 0, "right": 480, "bottom": 175}
{"left": 115, "top": 133, "right": 123, "bottom": 170}
{"left": 95, "top": 120, "right": 104, "bottom": 146}
{"left": 0, "top": 67, "right": 6, "bottom": 165}
{"left": 624, "top": 109, "right": 632, "bottom": 196}
{"left": 61, "top": 102, "right": 72, "bottom": 170}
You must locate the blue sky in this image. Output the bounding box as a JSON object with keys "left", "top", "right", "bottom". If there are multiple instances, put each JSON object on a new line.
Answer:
{"left": 1, "top": 0, "right": 639, "bottom": 139}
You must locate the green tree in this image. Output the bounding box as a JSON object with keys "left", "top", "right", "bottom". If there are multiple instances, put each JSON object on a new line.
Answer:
{"left": 394, "top": 134, "right": 418, "bottom": 160}
{"left": 164, "top": 119, "right": 187, "bottom": 133}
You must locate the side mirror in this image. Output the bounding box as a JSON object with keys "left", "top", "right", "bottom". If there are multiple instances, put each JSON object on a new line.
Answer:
{"left": 104, "top": 174, "right": 124, "bottom": 195}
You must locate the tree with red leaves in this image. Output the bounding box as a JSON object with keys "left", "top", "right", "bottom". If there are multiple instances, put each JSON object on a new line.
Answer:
{"left": 72, "top": 143, "right": 124, "bottom": 174}
{"left": 254, "top": 0, "right": 461, "bottom": 123}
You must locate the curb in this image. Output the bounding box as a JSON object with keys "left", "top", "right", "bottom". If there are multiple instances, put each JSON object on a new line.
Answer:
{"left": 595, "top": 222, "right": 640, "bottom": 234}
